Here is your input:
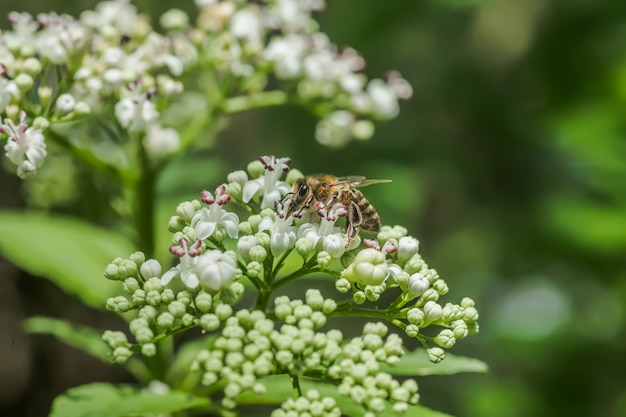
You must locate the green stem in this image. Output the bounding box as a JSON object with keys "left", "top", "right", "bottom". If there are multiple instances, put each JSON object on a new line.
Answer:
{"left": 221, "top": 90, "right": 288, "bottom": 114}
{"left": 291, "top": 375, "right": 303, "bottom": 398}
{"left": 134, "top": 141, "right": 156, "bottom": 257}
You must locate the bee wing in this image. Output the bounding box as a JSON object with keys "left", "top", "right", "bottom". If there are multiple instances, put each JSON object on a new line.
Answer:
{"left": 334, "top": 176, "right": 392, "bottom": 189}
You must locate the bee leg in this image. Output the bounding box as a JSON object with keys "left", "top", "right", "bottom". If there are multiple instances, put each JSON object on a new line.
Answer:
{"left": 293, "top": 195, "right": 314, "bottom": 218}
{"left": 325, "top": 191, "right": 339, "bottom": 207}
{"left": 346, "top": 202, "right": 363, "bottom": 246}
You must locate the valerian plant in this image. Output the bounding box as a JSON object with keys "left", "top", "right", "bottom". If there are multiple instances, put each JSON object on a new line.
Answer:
{"left": 102, "top": 155, "right": 481, "bottom": 417}
{"left": 0, "top": 1, "right": 486, "bottom": 416}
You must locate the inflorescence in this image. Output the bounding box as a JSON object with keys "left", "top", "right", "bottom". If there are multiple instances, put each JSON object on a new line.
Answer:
{"left": 103, "top": 155, "right": 479, "bottom": 416}
{"left": 0, "top": 0, "right": 412, "bottom": 179}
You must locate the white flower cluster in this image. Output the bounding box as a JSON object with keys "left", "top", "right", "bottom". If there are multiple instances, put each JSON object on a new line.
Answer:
{"left": 102, "top": 156, "right": 478, "bottom": 415}
{"left": 0, "top": 0, "right": 411, "bottom": 178}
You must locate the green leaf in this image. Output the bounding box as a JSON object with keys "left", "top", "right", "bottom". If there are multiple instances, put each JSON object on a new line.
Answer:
{"left": 23, "top": 316, "right": 110, "bottom": 362}
{"left": 0, "top": 211, "right": 135, "bottom": 308}
{"left": 50, "top": 382, "right": 210, "bottom": 417}
{"left": 381, "top": 349, "right": 488, "bottom": 376}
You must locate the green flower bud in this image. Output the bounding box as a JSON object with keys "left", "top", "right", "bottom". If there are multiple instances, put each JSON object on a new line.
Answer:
{"left": 249, "top": 245, "right": 267, "bottom": 262}
{"left": 215, "top": 303, "right": 233, "bottom": 321}
{"left": 102, "top": 330, "right": 129, "bottom": 348}
{"left": 353, "top": 291, "right": 366, "bottom": 304}
{"left": 405, "top": 324, "right": 419, "bottom": 338}
{"left": 225, "top": 182, "right": 242, "bottom": 200}
{"left": 104, "top": 261, "right": 122, "bottom": 280}
{"left": 113, "top": 346, "right": 132, "bottom": 363}
{"left": 335, "top": 277, "right": 351, "bottom": 293}
{"left": 415, "top": 288, "right": 439, "bottom": 306}
{"left": 433, "top": 279, "right": 449, "bottom": 295}
{"left": 111, "top": 296, "right": 131, "bottom": 313}
{"left": 322, "top": 299, "right": 337, "bottom": 314}
{"left": 175, "top": 201, "right": 196, "bottom": 222}
{"left": 434, "top": 329, "right": 456, "bottom": 348}
{"left": 463, "top": 307, "right": 479, "bottom": 323}
{"left": 305, "top": 289, "right": 324, "bottom": 310}
{"left": 135, "top": 328, "right": 155, "bottom": 344}
{"left": 295, "top": 237, "right": 315, "bottom": 257}
{"left": 130, "top": 317, "right": 150, "bottom": 334}
{"left": 467, "top": 321, "right": 480, "bottom": 336}
{"left": 200, "top": 313, "right": 220, "bottom": 331}
{"left": 285, "top": 168, "right": 303, "bottom": 185}
{"left": 177, "top": 290, "right": 192, "bottom": 306}
{"left": 275, "top": 350, "right": 294, "bottom": 367}
{"left": 342, "top": 248, "right": 388, "bottom": 286}
{"left": 317, "top": 251, "right": 332, "bottom": 268}
{"left": 122, "top": 277, "right": 140, "bottom": 294}
{"left": 168, "top": 300, "right": 187, "bottom": 317}
{"left": 130, "top": 251, "right": 146, "bottom": 267}
{"left": 364, "top": 285, "right": 381, "bottom": 302}
{"left": 138, "top": 305, "right": 158, "bottom": 322}
{"left": 161, "top": 288, "right": 175, "bottom": 304}
{"left": 182, "top": 313, "right": 195, "bottom": 326}
{"left": 423, "top": 301, "right": 443, "bottom": 325}
{"left": 227, "top": 170, "right": 249, "bottom": 186}
{"left": 403, "top": 254, "right": 425, "bottom": 275}
{"left": 146, "top": 290, "right": 162, "bottom": 306}
{"left": 168, "top": 216, "right": 186, "bottom": 232}
{"left": 144, "top": 277, "right": 163, "bottom": 293}
{"left": 141, "top": 343, "right": 156, "bottom": 357}
{"left": 195, "top": 292, "right": 213, "bottom": 313}
{"left": 461, "top": 297, "right": 475, "bottom": 308}
{"left": 238, "top": 221, "right": 253, "bottom": 235}
{"left": 442, "top": 303, "right": 461, "bottom": 321}
{"left": 247, "top": 160, "right": 265, "bottom": 178}
{"left": 427, "top": 347, "right": 445, "bottom": 363}
{"left": 120, "top": 259, "right": 138, "bottom": 279}
{"left": 132, "top": 289, "right": 147, "bottom": 306}
{"left": 15, "top": 73, "right": 34, "bottom": 93}
{"left": 452, "top": 320, "right": 469, "bottom": 339}
{"left": 293, "top": 305, "right": 313, "bottom": 321}
{"left": 406, "top": 308, "right": 424, "bottom": 326}
{"left": 157, "top": 312, "right": 175, "bottom": 329}
{"left": 254, "top": 231, "right": 271, "bottom": 249}
{"left": 245, "top": 261, "right": 262, "bottom": 277}
{"left": 22, "top": 57, "right": 42, "bottom": 76}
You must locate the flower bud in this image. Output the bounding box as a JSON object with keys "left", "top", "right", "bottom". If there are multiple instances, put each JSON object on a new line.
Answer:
{"left": 406, "top": 308, "right": 424, "bottom": 326}
{"left": 433, "top": 279, "right": 449, "bottom": 295}
{"left": 335, "top": 277, "right": 351, "bottom": 293}
{"left": 246, "top": 261, "right": 262, "bottom": 277}
{"left": 141, "top": 343, "right": 157, "bottom": 357}
{"left": 353, "top": 291, "right": 366, "bottom": 304}
{"left": 159, "top": 8, "right": 189, "bottom": 30}
{"left": 176, "top": 201, "right": 197, "bottom": 222}
{"left": 168, "top": 300, "right": 187, "bottom": 318}
{"left": 397, "top": 236, "right": 419, "bottom": 262}
{"left": 237, "top": 235, "right": 258, "bottom": 261}
{"left": 427, "top": 347, "right": 445, "bottom": 363}
{"left": 122, "top": 277, "right": 140, "bottom": 294}
{"left": 168, "top": 216, "right": 187, "bottom": 232}
{"left": 113, "top": 346, "right": 133, "bottom": 363}
{"left": 215, "top": 303, "right": 233, "bottom": 321}
{"left": 249, "top": 245, "right": 267, "bottom": 262}
{"left": 463, "top": 307, "right": 479, "bottom": 323}
{"left": 15, "top": 73, "right": 33, "bottom": 93}
{"left": 157, "top": 312, "right": 175, "bottom": 329}
{"left": 238, "top": 221, "right": 253, "bottom": 235}
{"left": 452, "top": 320, "right": 469, "bottom": 339}
{"left": 407, "top": 273, "right": 429, "bottom": 298}
{"left": 342, "top": 248, "right": 388, "bottom": 286}
{"left": 23, "top": 57, "right": 42, "bottom": 76}
{"left": 322, "top": 234, "right": 345, "bottom": 258}
{"left": 247, "top": 160, "right": 265, "bottom": 178}
{"left": 317, "top": 251, "right": 332, "bottom": 268}
{"left": 104, "top": 262, "right": 122, "bottom": 280}
{"left": 200, "top": 313, "right": 220, "bottom": 331}
{"left": 195, "top": 292, "right": 213, "bottom": 313}
{"left": 423, "top": 301, "right": 442, "bottom": 325}
{"left": 55, "top": 93, "right": 75, "bottom": 116}
{"left": 140, "top": 259, "right": 162, "bottom": 280}
{"left": 434, "top": 329, "right": 456, "bottom": 349}
{"left": 295, "top": 237, "right": 315, "bottom": 257}
{"left": 405, "top": 324, "right": 419, "bottom": 338}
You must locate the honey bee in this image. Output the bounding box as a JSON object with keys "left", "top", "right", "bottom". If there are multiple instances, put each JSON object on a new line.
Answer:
{"left": 287, "top": 174, "right": 391, "bottom": 243}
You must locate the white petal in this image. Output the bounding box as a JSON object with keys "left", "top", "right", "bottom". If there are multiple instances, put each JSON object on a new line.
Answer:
{"left": 242, "top": 178, "right": 264, "bottom": 203}
{"left": 161, "top": 266, "right": 180, "bottom": 285}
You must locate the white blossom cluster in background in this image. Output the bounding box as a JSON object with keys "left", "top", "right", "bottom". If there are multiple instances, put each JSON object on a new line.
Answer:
{"left": 103, "top": 156, "right": 479, "bottom": 416}
{"left": 0, "top": 0, "right": 412, "bottom": 179}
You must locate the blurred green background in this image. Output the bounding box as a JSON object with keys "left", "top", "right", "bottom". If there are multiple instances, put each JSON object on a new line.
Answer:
{"left": 1, "top": 0, "right": 626, "bottom": 416}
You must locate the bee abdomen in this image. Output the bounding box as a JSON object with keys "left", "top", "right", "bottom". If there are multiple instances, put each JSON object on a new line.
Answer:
{"left": 355, "top": 195, "right": 381, "bottom": 232}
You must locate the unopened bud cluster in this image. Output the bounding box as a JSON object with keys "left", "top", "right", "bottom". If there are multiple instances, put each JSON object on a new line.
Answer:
{"left": 102, "top": 156, "right": 479, "bottom": 415}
